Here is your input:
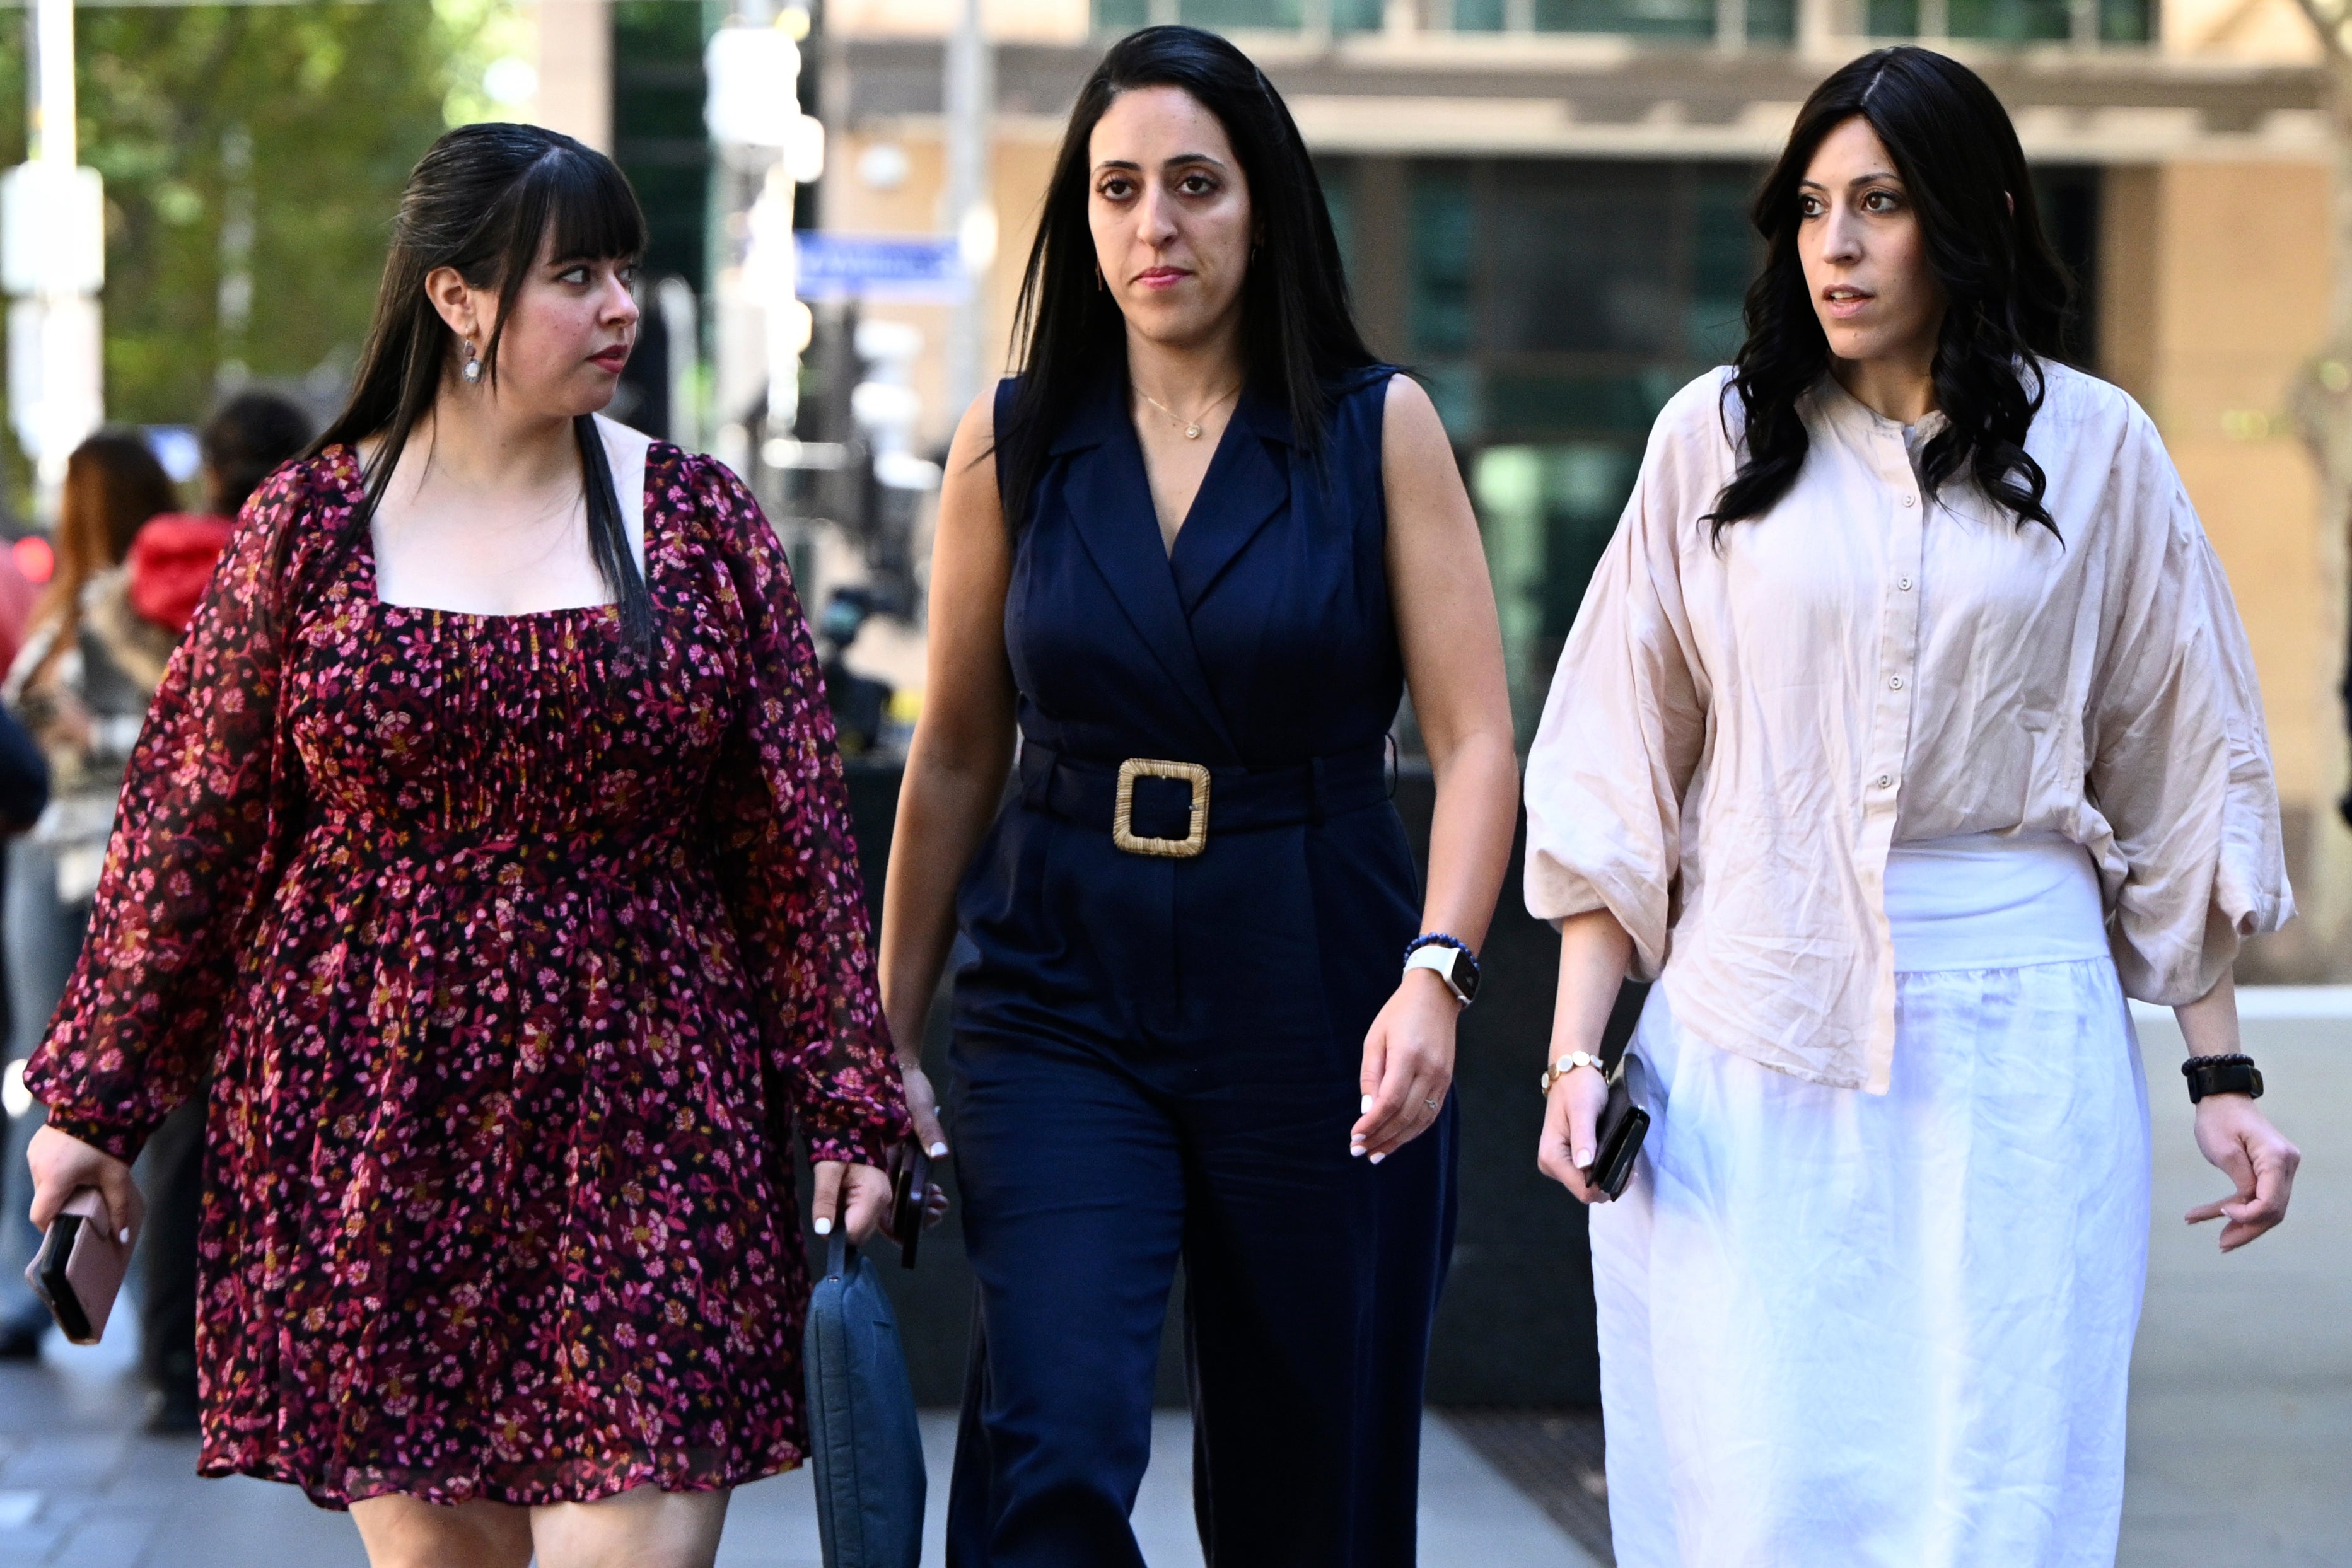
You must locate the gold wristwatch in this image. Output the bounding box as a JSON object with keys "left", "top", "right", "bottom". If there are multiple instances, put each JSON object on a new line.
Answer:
{"left": 1540, "top": 1051, "right": 1605, "bottom": 1096}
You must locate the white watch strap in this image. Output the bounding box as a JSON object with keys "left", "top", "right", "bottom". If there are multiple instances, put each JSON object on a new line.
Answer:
{"left": 1403, "top": 943, "right": 1467, "bottom": 1002}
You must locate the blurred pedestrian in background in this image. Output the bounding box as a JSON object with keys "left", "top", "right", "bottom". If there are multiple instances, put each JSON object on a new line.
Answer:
{"left": 124, "top": 389, "right": 315, "bottom": 1431}
{"left": 1528, "top": 47, "right": 2299, "bottom": 1567}
{"left": 21, "top": 122, "right": 909, "bottom": 1568}
{"left": 883, "top": 25, "right": 1517, "bottom": 1565}
{"left": 0, "top": 429, "right": 177, "bottom": 1359}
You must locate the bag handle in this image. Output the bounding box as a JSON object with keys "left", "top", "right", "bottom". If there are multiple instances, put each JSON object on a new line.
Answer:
{"left": 825, "top": 1221, "right": 850, "bottom": 1282}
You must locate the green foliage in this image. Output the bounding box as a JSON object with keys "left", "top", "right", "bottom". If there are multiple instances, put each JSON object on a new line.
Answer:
{"left": 0, "top": 0, "right": 505, "bottom": 507}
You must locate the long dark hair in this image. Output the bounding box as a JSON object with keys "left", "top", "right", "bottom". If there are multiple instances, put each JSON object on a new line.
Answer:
{"left": 996, "top": 25, "right": 1377, "bottom": 528}
{"left": 24, "top": 430, "right": 178, "bottom": 690}
{"left": 1709, "top": 47, "right": 2070, "bottom": 540}
{"left": 312, "top": 122, "right": 651, "bottom": 645}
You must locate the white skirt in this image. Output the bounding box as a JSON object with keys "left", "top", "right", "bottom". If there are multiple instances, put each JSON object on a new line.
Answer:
{"left": 1592, "top": 832, "right": 2150, "bottom": 1568}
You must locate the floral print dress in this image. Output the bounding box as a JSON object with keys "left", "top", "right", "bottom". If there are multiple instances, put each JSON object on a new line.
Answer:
{"left": 23, "top": 444, "right": 910, "bottom": 1509}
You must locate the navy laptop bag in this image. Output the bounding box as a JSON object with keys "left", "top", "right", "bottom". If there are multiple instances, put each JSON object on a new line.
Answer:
{"left": 803, "top": 1228, "right": 925, "bottom": 1568}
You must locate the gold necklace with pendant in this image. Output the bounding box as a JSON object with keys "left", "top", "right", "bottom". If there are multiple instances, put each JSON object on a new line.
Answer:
{"left": 1136, "top": 383, "right": 1241, "bottom": 441}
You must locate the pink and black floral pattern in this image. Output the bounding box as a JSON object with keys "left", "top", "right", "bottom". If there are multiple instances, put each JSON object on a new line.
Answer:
{"left": 25, "top": 443, "right": 909, "bottom": 1509}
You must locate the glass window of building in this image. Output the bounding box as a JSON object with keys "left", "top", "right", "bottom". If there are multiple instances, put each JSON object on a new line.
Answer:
{"left": 1324, "top": 154, "right": 2099, "bottom": 745}
{"left": 1092, "top": 0, "right": 2143, "bottom": 38}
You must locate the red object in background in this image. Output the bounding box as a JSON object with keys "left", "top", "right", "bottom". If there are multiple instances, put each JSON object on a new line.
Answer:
{"left": 0, "top": 543, "right": 37, "bottom": 679}
{"left": 127, "top": 514, "right": 234, "bottom": 635}
{"left": 13, "top": 535, "right": 52, "bottom": 585}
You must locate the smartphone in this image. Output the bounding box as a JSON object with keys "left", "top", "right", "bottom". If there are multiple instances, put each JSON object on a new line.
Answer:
{"left": 1588, "top": 1066, "right": 1651, "bottom": 1203}
{"left": 890, "top": 1146, "right": 931, "bottom": 1270}
{"left": 25, "top": 1187, "right": 131, "bottom": 1345}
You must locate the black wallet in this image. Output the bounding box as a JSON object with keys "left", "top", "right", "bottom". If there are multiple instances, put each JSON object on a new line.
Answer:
{"left": 1588, "top": 1066, "right": 1650, "bottom": 1202}
{"left": 1587, "top": 980, "right": 1651, "bottom": 1201}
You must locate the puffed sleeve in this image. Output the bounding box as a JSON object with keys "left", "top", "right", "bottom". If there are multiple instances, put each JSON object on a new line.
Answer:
{"left": 1522, "top": 376, "right": 1717, "bottom": 979}
{"left": 2087, "top": 409, "right": 2293, "bottom": 1004}
{"left": 689, "top": 456, "right": 911, "bottom": 1170}
{"left": 23, "top": 469, "right": 299, "bottom": 1161}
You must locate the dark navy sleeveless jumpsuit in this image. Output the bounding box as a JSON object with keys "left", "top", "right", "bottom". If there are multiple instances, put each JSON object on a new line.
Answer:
{"left": 945, "top": 368, "right": 1458, "bottom": 1567}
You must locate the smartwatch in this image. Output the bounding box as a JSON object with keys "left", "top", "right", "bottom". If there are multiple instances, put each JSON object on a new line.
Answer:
{"left": 2182, "top": 1054, "right": 2264, "bottom": 1103}
{"left": 1403, "top": 934, "right": 1480, "bottom": 1007}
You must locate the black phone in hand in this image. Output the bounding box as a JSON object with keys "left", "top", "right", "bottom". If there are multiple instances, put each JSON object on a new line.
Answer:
{"left": 1589, "top": 1069, "right": 1650, "bottom": 1202}
{"left": 890, "top": 1147, "right": 931, "bottom": 1270}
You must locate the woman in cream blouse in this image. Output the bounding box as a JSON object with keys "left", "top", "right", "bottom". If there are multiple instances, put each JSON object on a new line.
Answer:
{"left": 1526, "top": 47, "right": 2300, "bottom": 1568}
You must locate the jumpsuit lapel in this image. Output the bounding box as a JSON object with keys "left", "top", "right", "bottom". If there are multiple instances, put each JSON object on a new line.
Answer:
{"left": 1051, "top": 392, "right": 1240, "bottom": 760}
{"left": 1167, "top": 390, "right": 1292, "bottom": 613}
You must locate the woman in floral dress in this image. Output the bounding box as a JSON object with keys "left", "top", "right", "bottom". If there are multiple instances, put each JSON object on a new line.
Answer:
{"left": 21, "top": 124, "right": 909, "bottom": 1567}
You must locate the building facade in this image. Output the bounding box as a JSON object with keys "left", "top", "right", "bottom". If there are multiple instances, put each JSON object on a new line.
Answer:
{"left": 542, "top": 0, "right": 2351, "bottom": 976}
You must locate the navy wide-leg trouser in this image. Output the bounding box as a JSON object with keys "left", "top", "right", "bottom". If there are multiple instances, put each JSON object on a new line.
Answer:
{"left": 945, "top": 1016, "right": 1456, "bottom": 1568}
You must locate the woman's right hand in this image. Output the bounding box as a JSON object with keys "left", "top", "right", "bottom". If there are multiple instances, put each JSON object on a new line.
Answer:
{"left": 26, "top": 1122, "right": 143, "bottom": 1243}
{"left": 1536, "top": 1065, "right": 1614, "bottom": 1204}
{"left": 899, "top": 1059, "right": 950, "bottom": 1163}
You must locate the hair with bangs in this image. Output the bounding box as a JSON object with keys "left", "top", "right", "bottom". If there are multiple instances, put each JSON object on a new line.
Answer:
{"left": 1709, "top": 47, "right": 2070, "bottom": 542}
{"left": 315, "top": 122, "right": 652, "bottom": 644}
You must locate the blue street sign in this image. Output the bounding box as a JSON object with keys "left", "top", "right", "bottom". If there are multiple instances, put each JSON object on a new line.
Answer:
{"left": 795, "top": 233, "right": 967, "bottom": 303}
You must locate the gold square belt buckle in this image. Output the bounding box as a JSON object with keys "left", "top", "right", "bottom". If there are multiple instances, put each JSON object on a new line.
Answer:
{"left": 1112, "top": 758, "right": 1211, "bottom": 858}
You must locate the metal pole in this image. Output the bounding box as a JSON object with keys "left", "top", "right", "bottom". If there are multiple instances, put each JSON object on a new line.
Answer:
{"left": 19, "top": 0, "right": 102, "bottom": 515}
{"left": 34, "top": 0, "right": 71, "bottom": 172}
{"left": 941, "top": 0, "right": 992, "bottom": 423}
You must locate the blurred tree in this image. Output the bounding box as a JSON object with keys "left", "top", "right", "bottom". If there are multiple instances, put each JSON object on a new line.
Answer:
{"left": 0, "top": 0, "right": 509, "bottom": 512}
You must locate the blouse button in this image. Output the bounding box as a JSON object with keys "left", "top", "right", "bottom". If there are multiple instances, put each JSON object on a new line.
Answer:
{"left": 1900, "top": 494, "right": 1917, "bottom": 508}
{"left": 1889, "top": 675, "right": 1904, "bottom": 690}
{"left": 1898, "top": 576, "right": 1914, "bottom": 591}
{"left": 1876, "top": 774, "right": 1894, "bottom": 789}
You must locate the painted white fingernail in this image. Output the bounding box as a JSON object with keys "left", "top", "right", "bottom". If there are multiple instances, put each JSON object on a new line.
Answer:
{"left": 1574, "top": 1149, "right": 1593, "bottom": 1168}
{"left": 1369, "top": 1152, "right": 1387, "bottom": 1166}
{"left": 1361, "top": 1095, "right": 1373, "bottom": 1113}
{"left": 1350, "top": 1144, "right": 1366, "bottom": 1158}
{"left": 812, "top": 1217, "right": 833, "bottom": 1236}
{"left": 928, "top": 1142, "right": 949, "bottom": 1158}
{"left": 118, "top": 1228, "right": 131, "bottom": 1244}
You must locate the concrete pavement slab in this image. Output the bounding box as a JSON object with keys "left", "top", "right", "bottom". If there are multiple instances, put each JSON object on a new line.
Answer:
{"left": 2120, "top": 1012, "right": 2352, "bottom": 1567}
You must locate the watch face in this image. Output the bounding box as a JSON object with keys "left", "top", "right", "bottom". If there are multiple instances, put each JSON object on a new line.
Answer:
{"left": 1448, "top": 949, "right": 1480, "bottom": 1004}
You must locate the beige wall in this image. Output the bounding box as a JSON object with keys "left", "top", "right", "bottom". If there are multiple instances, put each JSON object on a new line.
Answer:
{"left": 2162, "top": 0, "right": 2322, "bottom": 59}
{"left": 2104, "top": 157, "right": 2344, "bottom": 975}
{"left": 829, "top": 0, "right": 1089, "bottom": 41}
{"left": 825, "top": 125, "right": 1060, "bottom": 444}
{"left": 532, "top": 0, "right": 613, "bottom": 153}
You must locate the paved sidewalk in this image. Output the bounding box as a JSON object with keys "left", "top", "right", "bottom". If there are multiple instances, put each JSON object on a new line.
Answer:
{"left": 1, "top": 1010, "right": 2344, "bottom": 1565}
{"left": 2119, "top": 1010, "right": 2352, "bottom": 1567}
{"left": 0, "top": 1354, "right": 1595, "bottom": 1566}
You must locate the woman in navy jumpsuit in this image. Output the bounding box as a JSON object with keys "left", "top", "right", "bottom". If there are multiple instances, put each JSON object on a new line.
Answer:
{"left": 878, "top": 27, "right": 1519, "bottom": 1565}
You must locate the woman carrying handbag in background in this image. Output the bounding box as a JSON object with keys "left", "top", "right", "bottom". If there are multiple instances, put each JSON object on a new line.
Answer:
{"left": 20, "top": 122, "right": 910, "bottom": 1568}
{"left": 1528, "top": 47, "right": 2300, "bottom": 1567}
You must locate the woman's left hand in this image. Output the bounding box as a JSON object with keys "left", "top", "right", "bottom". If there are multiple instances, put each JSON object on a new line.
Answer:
{"left": 1351, "top": 970, "right": 1459, "bottom": 1162}
{"left": 809, "top": 1159, "right": 894, "bottom": 1244}
{"left": 2187, "top": 1095, "right": 2300, "bottom": 1251}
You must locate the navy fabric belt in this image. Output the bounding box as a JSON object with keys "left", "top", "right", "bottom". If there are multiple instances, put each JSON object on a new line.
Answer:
{"left": 1017, "top": 739, "right": 1394, "bottom": 840}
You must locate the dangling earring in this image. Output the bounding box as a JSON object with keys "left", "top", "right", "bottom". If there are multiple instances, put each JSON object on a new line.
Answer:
{"left": 1095, "top": 266, "right": 1105, "bottom": 293}
{"left": 462, "top": 343, "right": 483, "bottom": 385}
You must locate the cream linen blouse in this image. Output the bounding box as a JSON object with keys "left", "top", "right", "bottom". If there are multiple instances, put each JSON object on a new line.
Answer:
{"left": 1523, "top": 362, "right": 2293, "bottom": 1093}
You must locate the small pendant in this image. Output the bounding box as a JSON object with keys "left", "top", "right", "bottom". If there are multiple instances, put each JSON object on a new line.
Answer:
{"left": 1184, "top": 424, "right": 1202, "bottom": 439}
